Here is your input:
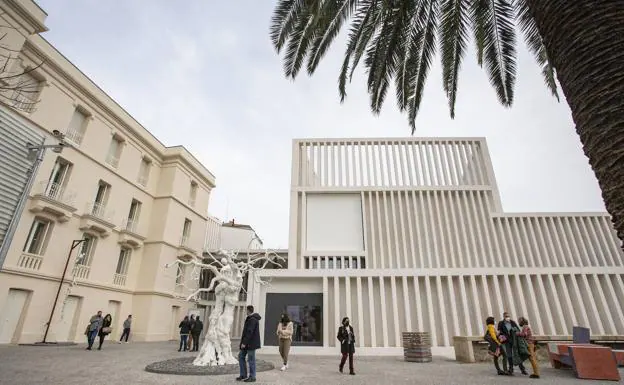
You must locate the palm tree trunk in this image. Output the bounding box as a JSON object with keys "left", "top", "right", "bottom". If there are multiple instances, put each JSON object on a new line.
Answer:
{"left": 526, "top": 1, "right": 624, "bottom": 249}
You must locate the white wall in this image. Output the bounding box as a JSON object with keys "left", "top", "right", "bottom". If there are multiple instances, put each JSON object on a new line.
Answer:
{"left": 220, "top": 226, "right": 262, "bottom": 250}
{"left": 306, "top": 193, "right": 364, "bottom": 252}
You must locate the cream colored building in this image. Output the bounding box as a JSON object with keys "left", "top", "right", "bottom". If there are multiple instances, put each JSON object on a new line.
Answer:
{"left": 250, "top": 138, "right": 624, "bottom": 356}
{"left": 0, "top": 0, "right": 215, "bottom": 344}
{"left": 204, "top": 217, "right": 264, "bottom": 251}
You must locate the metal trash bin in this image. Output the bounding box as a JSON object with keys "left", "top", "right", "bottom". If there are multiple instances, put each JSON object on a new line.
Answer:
{"left": 403, "top": 331, "right": 432, "bottom": 362}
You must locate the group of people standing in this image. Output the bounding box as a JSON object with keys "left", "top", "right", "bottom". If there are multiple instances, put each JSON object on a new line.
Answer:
{"left": 485, "top": 312, "right": 540, "bottom": 378}
{"left": 177, "top": 314, "right": 204, "bottom": 352}
{"left": 85, "top": 311, "right": 132, "bottom": 350}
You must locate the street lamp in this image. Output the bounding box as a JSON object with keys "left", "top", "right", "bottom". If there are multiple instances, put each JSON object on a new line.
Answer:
{"left": 0, "top": 130, "right": 70, "bottom": 268}
{"left": 40, "top": 238, "right": 86, "bottom": 344}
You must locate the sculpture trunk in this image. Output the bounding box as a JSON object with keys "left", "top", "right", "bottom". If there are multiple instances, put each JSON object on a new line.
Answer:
{"left": 526, "top": 0, "right": 624, "bottom": 248}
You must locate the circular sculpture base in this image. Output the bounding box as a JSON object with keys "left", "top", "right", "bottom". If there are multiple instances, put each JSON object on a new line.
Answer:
{"left": 19, "top": 342, "right": 77, "bottom": 347}
{"left": 145, "top": 356, "right": 275, "bottom": 376}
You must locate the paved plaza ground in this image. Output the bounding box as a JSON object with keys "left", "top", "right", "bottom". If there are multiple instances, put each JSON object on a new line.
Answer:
{"left": 0, "top": 341, "right": 622, "bottom": 385}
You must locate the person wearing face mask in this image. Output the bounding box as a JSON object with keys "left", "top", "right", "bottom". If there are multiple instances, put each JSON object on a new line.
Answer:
{"left": 337, "top": 317, "right": 356, "bottom": 375}
{"left": 497, "top": 312, "right": 528, "bottom": 376}
{"left": 276, "top": 313, "right": 294, "bottom": 371}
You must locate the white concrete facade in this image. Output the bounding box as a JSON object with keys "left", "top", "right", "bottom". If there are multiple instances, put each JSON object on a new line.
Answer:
{"left": 251, "top": 138, "right": 624, "bottom": 355}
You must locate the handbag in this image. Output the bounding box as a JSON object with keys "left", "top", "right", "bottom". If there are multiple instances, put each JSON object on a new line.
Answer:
{"left": 101, "top": 327, "right": 112, "bottom": 334}
{"left": 499, "top": 334, "right": 507, "bottom": 343}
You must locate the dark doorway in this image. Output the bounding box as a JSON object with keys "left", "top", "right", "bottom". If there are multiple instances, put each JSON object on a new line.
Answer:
{"left": 264, "top": 293, "right": 323, "bottom": 346}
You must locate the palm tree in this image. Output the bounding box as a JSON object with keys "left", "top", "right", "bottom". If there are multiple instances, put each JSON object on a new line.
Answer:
{"left": 270, "top": 0, "right": 624, "bottom": 248}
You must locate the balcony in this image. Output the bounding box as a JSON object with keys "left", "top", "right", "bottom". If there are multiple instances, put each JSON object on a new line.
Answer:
{"left": 106, "top": 153, "right": 120, "bottom": 168}
{"left": 16, "top": 253, "right": 43, "bottom": 271}
{"left": 28, "top": 181, "right": 77, "bottom": 222}
{"left": 64, "top": 128, "right": 84, "bottom": 146}
{"left": 113, "top": 273, "right": 127, "bottom": 286}
{"left": 178, "top": 235, "right": 197, "bottom": 256}
{"left": 118, "top": 218, "right": 145, "bottom": 249}
{"left": 72, "top": 264, "right": 90, "bottom": 280}
{"left": 79, "top": 202, "right": 115, "bottom": 237}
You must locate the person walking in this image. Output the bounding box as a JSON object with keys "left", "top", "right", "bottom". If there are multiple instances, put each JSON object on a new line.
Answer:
{"left": 178, "top": 316, "right": 191, "bottom": 352}
{"left": 337, "top": 317, "right": 356, "bottom": 375}
{"left": 236, "top": 305, "right": 261, "bottom": 383}
{"left": 187, "top": 315, "right": 196, "bottom": 351}
{"left": 97, "top": 314, "right": 113, "bottom": 350}
{"left": 276, "top": 313, "right": 294, "bottom": 371}
{"left": 497, "top": 312, "right": 528, "bottom": 376}
{"left": 484, "top": 316, "right": 506, "bottom": 375}
{"left": 191, "top": 316, "right": 203, "bottom": 352}
{"left": 119, "top": 315, "right": 132, "bottom": 343}
{"left": 85, "top": 311, "right": 103, "bottom": 350}
{"left": 517, "top": 317, "right": 540, "bottom": 379}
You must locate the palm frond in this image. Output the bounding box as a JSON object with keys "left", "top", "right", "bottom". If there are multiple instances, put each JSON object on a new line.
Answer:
{"left": 348, "top": 1, "right": 384, "bottom": 82}
{"left": 270, "top": 0, "right": 305, "bottom": 53}
{"left": 440, "top": 0, "right": 469, "bottom": 118}
{"left": 395, "top": 0, "right": 429, "bottom": 111}
{"left": 470, "top": 0, "right": 488, "bottom": 66}
{"left": 407, "top": 0, "right": 439, "bottom": 132}
{"left": 282, "top": 6, "right": 317, "bottom": 78}
{"left": 307, "top": 0, "right": 359, "bottom": 75}
{"left": 480, "top": 0, "right": 517, "bottom": 106}
{"left": 514, "top": 0, "right": 559, "bottom": 100}
{"left": 365, "top": 2, "right": 411, "bottom": 114}
{"left": 338, "top": 0, "right": 377, "bottom": 102}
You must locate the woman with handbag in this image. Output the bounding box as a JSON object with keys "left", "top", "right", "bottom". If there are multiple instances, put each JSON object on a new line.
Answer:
{"left": 337, "top": 317, "right": 356, "bottom": 375}
{"left": 97, "top": 314, "right": 113, "bottom": 350}
{"left": 484, "top": 317, "right": 506, "bottom": 375}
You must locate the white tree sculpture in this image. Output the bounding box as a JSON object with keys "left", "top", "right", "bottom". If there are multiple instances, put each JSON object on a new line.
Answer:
{"left": 165, "top": 249, "right": 283, "bottom": 367}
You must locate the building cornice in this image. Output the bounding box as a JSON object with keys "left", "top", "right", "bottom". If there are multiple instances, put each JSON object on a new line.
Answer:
{"left": 20, "top": 37, "right": 216, "bottom": 185}
{"left": 2, "top": 0, "right": 48, "bottom": 35}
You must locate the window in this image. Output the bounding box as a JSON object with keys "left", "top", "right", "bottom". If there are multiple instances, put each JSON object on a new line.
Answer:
{"left": 92, "top": 181, "right": 110, "bottom": 216}
{"left": 45, "top": 157, "right": 72, "bottom": 200}
{"left": 189, "top": 181, "right": 198, "bottom": 207}
{"left": 138, "top": 157, "right": 151, "bottom": 186}
{"left": 181, "top": 219, "right": 192, "bottom": 245}
{"left": 10, "top": 69, "right": 43, "bottom": 113}
{"left": 76, "top": 234, "right": 97, "bottom": 266}
{"left": 65, "top": 108, "right": 88, "bottom": 145}
{"left": 115, "top": 248, "right": 131, "bottom": 275}
{"left": 175, "top": 263, "right": 186, "bottom": 285}
{"left": 106, "top": 136, "right": 123, "bottom": 168}
{"left": 126, "top": 199, "right": 142, "bottom": 232}
{"left": 22, "top": 218, "right": 52, "bottom": 255}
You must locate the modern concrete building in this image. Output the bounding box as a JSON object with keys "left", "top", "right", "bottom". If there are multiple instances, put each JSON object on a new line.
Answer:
{"left": 250, "top": 138, "right": 624, "bottom": 355}
{"left": 0, "top": 0, "right": 215, "bottom": 344}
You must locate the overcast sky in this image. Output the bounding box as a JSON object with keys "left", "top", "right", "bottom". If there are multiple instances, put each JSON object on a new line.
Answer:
{"left": 35, "top": 0, "right": 605, "bottom": 248}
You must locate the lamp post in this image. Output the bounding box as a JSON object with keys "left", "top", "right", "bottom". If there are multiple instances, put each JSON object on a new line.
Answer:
{"left": 41, "top": 238, "right": 85, "bottom": 344}
{"left": 0, "top": 130, "right": 69, "bottom": 269}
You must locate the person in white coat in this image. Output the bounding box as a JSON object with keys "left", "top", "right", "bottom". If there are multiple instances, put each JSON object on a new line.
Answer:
{"left": 276, "top": 313, "right": 294, "bottom": 371}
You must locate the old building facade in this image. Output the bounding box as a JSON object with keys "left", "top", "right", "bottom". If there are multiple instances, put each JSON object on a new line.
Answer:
{"left": 0, "top": 0, "right": 215, "bottom": 344}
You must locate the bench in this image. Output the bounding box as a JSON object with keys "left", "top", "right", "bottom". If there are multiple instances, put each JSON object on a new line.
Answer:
{"left": 453, "top": 334, "right": 624, "bottom": 364}
{"left": 547, "top": 327, "right": 621, "bottom": 381}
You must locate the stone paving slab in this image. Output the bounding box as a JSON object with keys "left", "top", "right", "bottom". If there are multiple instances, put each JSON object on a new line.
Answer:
{"left": 0, "top": 341, "right": 622, "bottom": 385}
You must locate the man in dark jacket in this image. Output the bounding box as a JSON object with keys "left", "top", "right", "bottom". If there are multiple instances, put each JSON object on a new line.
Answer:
{"left": 178, "top": 316, "right": 191, "bottom": 352}
{"left": 236, "top": 305, "right": 261, "bottom": 383}
{"left": 191, "top": 316, "right": 203, "bottom": 352}
{"left": 497, "top": 312, "right": 527, "bottom": 375}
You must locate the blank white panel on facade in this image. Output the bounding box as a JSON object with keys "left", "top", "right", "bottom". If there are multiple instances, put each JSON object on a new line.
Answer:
{"left": 306, "top": 193, "right": 364, "bottom": 252}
